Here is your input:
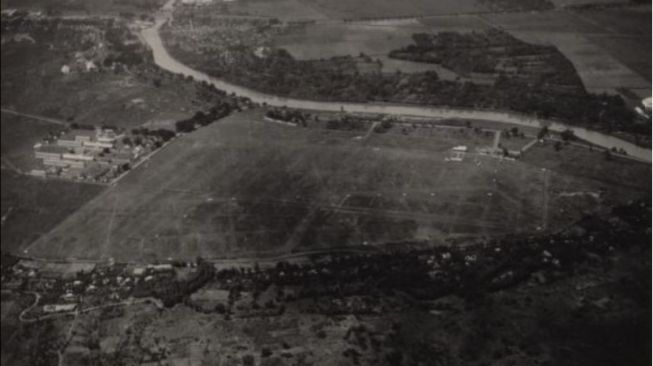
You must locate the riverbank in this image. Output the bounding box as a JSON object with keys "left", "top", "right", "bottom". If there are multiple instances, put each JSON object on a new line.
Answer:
{"left": 140, "top": 2, "right": 651, "bottom": 163}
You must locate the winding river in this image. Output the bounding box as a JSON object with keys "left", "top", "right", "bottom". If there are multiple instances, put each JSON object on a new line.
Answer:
{"left": 141, "top": 3, "right": 651, "bottom": 163}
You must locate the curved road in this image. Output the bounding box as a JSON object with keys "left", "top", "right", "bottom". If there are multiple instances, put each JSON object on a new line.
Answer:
{"left": 140, "top": 1, "right": 650, "bottom": 163}
{"left": 18, "top": 291, "right": 41, "bottom": 323}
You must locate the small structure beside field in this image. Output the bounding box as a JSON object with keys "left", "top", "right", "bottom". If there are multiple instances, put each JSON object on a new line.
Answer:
{"left": 446, "top": 145, "right": 467, "bottom": 162}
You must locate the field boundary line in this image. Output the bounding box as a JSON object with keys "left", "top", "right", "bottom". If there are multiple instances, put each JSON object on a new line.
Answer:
{"left": 1, "top": 108, "right": 68, "bottom": 126}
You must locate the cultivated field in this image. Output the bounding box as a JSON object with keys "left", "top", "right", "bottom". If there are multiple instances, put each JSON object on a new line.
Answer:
{"left": 480, "top": 8, "right": 651, "bottom": 95}
{"left": 21, "top": 109, "right": 649, "bottom": 261}
{"left": 578, "top": 7, "right": 652, "bottom": 80}
{"left": 271, "top": 4, "right": 650, "bottom": 92}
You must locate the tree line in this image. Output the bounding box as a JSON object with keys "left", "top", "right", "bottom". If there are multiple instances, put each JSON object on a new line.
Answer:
{"left": 175, "top": 102, "right": 234, "bottom": 133}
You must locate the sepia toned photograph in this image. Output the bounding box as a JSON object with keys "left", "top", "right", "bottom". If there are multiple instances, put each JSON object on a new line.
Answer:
{"left": 1, "top": 0, "right": 651, "bottom": 365}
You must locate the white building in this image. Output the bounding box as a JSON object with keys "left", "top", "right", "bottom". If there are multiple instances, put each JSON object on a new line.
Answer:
{"left": 29, "top": 169, "right": 46, "bottom": 177}
{"left": 643, "top": 97, "right": 652, "bottom": 112}
{"left": 57, "top": 130, "right": 97, "bottom": 148}
{"left": 85, "top": 60, "right": 97, "bottom": 72}
{"left": 147, "top": 264, "right": 173, "bottom": 272}
{"left": 83, "top": 141, "right": 114, "bottom": 149}
{"left": 57, "top": 138, "right": 83, "bottom": 148}
{"left": 35, "top": 145, "right": 67, "bottom": 160}
{"left": 62, "top": 153, "right": 94, "bottom": 161}
{"left": 43, "top": 304, "right": 77, "bottom": 313}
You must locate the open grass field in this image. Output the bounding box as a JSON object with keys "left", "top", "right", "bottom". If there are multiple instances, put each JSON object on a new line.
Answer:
{"left": 417, "top": 15, "right": 490, "bottom": 29}
{"left": 273, "top": 23, "right": 461, "bottom": 76}
{"left": 219, "top": 0, "right": 490, "bottom": 20}
{"left": 481, "top": 10, "right": 601, "bottom": 33}
{"left": 1, "top": 0, "right": 167, "bottom": 15}
{"left": 548, "top": 0, "right": 630, "bottom": 7}
{"left": 211, "top": 0, "right": 569, "bottom": 21}
{"left": 521, "top": 141, "right": 651, "bottom": 229}
{"left": 1, "top": 18, "right": 204, "bottom": 129}
{"left": 1, "top": 113, "right": 64, "bottom": 171}
{"left": 20, "top": 109, "right": 648, "bottom": 262}
{"left": 219, "top": 0, "right": 330, "bottom": 20}
{"left": 577, "top": 7, "right": 652, "bottom": 80}
{"left": 298, "top": 0, "right": 483, "bottom": 19}
{"left": 181, "top": 0, "right": 637, "bottom": 22}
{"left": 181, "top": 0, "right": 484, "bottom": 21}
{"left": 521, "top": 141, "right": 651, "bottom": 192}
{"left": 273, "top": 23, "right": 420, "bottom": 57}
{"left": 1, "top": 171, "right": 104, "bottom": 254}
{"left": 272, "top": 16, "right": 494, "bottom": 77}
{"left": 585, "top": 35, "right": 651, "bottom": 82}
{"left": 577, "top": 7, "right": 652, "bottom": 35}
{"left": 1, "top": 60, "right": 200, "bottom": 130}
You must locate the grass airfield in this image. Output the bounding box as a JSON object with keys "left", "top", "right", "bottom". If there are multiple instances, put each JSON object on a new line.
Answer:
{"left": 22, "top": 110, "right": 649, "bottom": 262}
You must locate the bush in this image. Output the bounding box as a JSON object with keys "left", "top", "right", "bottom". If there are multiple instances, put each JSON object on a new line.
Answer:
{"left": 261, "top": 348, "right": 272, "bottom": 358}
{"left": 561, "top": 129, "right": 576, "bottom": 141}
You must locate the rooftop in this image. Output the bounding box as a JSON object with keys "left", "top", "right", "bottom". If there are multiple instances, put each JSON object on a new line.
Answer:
{"left": 60, "top": 129, "right": 97, "bottom": 141}
{"left": 37, "top": 145, "right": 69, "bottom": 154}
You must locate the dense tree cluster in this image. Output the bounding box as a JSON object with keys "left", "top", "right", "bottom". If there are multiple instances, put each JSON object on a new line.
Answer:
{"left": 133, "top": 260, "right": 216, "bottom": 307}
{"left": 175, "top": 102, "right": 233, "bottom": 133}
{"left": 174, "top": 198, "right": 651, "bottom": 316}
{"left": 478, "top": 0, "right": 554, "bottom": 11}
{"left": 165, "top": 23, "right": 646, "bottom": 137}
{"left": 389, "top": 29, "right": 584, "bottom": 92}
{"left": 265, "top": 108, "right": 308, "bottom": 126}
{"left": 131, "top": 127, "right": 175, "bottom": 142}
{"left": 103, "top": 25, "right": 149, "bottom": 67}
{"left": 1, "top": 15, "right": 148, "bottom": 71}
{"left": 325, "top": 115, "right": 368, "bottom": 131}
